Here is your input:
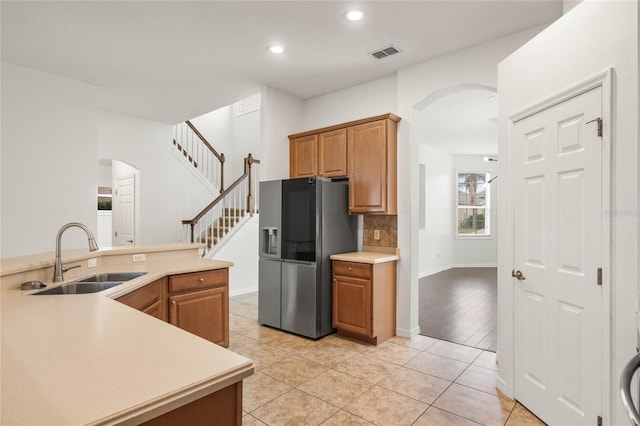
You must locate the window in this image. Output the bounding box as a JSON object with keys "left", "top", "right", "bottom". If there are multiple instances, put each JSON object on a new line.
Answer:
{"left": 457, "top": 172, "right": 490, "bottom": 237}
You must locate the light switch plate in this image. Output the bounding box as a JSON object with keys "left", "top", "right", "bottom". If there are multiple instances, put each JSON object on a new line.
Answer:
{"left": 132, "top": 253, "right": 146, "bottom": 262}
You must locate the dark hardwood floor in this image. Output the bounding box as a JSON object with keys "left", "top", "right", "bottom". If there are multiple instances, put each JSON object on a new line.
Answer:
{"left": 419, "top": 267, "right": 497, "bottom": 352}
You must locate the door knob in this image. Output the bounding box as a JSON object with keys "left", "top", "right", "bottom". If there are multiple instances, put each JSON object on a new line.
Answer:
{"left": 512, "top": 270, "right": 526, "bottom": 280}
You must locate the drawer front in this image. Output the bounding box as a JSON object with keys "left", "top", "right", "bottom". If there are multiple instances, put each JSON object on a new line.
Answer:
{"left": 169, "top": 269, "right": 228, "bottom": 293}
{"left": 333, "top": 261, "right": 371, "bottom": 279}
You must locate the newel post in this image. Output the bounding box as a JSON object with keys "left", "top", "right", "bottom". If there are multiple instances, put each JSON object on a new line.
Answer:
{"left": 219, "top": 153, "right": 225, "bottom": 192}
{"left": 246, "top": 153, "right": 255, "bottom": 216}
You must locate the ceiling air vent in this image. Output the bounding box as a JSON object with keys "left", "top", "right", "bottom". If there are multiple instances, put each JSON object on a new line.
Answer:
{"left": 370, "top": 45, "right": 402, "bottom": 59}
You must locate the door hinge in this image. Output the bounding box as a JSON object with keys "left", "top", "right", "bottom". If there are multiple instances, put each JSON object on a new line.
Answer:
{"left": 597, "top": 415, "right": 602, "bottom": 426}
{"left": 587, "top": 117, "right": 602, "bottom": 137}
{"left": 597, "top": 268, "right": 602, "bottom": 286}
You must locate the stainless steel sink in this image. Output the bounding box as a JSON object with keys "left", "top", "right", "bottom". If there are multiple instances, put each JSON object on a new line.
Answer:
{"left": 76, "top": 272, "right": 146, "bottom": 283}
{"left": 31, "top": 272, "right": 146, "bottom": 295}
{"left": 33, "top": 282, "right": 122, "bottom": 295}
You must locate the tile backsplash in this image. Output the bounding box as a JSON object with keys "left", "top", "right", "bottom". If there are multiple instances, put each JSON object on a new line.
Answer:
{"left": 363, "top": 215, "right": 397, "bottom": 248}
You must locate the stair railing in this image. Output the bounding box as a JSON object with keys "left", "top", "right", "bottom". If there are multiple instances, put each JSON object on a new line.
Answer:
{"left": 182, "top": 154, "right": 260, "bottom": 255}
{"left": 173, "top": 120, "right": 225, "bottom": 191}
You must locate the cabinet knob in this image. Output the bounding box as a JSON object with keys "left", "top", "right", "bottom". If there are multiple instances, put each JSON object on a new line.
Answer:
{"left": 172, "top": 300, "right": 177, "bottom": 305}
{"left": 348, "top": 267, "right": 352, "bottom": 271}
{"left": 199, "top": 277, "right": 205, "bottom": 283}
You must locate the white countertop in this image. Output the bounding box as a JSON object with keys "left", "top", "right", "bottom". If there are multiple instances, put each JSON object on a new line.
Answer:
{"left": 1, "top": 249, "right": 253, "bottom": 425}
{"left": 329, "top": 251, "right": 400, "bottom": 264}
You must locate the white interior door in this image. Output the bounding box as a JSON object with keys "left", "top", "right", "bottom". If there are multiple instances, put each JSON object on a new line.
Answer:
{"left": 513, "top": 86, "right": 603, "bottom": 425}
{"left": 113, "top": 174, "right": 135, "bottom": 246}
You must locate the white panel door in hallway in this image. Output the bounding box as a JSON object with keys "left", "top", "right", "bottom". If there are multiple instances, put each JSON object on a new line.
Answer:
{"left": 513, "top": 86, "right": 603, "bottom": 425}
{"left": 113, "top": 174, "right": 135, "bottom": 246}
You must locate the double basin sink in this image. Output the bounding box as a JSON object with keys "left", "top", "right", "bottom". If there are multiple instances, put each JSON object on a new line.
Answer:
{"left": 32, "top": 272, "right": 146, "bottom": 295}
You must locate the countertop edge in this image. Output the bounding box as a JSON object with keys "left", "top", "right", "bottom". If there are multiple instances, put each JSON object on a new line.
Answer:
{"left": 329, "top": 251, "right": 400, "bottom": 264}
{"left": 92, "top": 363, "right": 254, "bottom": 426}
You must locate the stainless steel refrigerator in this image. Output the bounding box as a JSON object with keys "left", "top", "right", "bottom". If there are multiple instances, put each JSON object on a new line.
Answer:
{"left": 258, "top": 177, "right": 358, "bottom": 339}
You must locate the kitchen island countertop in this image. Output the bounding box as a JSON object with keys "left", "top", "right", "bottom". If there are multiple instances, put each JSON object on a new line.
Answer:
{"left": 1, "top": 245, "right": 253, "bottom": 425}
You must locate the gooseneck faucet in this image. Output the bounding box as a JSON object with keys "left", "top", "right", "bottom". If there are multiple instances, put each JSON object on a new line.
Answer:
{"left": 53, "top": 222, "right": 99, "bottom": 282}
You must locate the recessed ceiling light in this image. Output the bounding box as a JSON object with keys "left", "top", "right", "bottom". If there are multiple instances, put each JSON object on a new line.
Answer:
{"left": 345, "top": 9, "right": 365, "bottom": 21}
{"left": 268, "top": 45, "right": 285, "bottom": 54}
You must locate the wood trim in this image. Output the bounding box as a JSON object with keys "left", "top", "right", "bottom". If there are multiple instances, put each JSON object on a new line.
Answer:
{"left": 140, "top": 381, "right": 243, "bottom": 426}
{"left": 288, "top": 113, "right": 401, "bottom": 139}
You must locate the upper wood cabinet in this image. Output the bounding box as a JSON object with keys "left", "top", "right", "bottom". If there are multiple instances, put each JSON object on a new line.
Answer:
{"left": 289, "top": 134, "right": 318, "bottom": 178}
{"left": 288, "top": 113, "right": 400, "bottom": 214}
{"left": 318, "top": 129, "right": 347, "bottom": 177}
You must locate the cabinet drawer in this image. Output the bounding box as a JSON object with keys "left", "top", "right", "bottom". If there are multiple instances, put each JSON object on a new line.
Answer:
{"left": 169, "top": 269, "right": 228, "bottom": 293}
{"left": 333, "top": 261, "right": 371, "bottom": 279}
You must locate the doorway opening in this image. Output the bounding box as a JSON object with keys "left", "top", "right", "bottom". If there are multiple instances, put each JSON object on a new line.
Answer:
{"left": 414, "top": 84, "right": 498, "bottom": 352}
{"left": 97, "top": 158, "right": 140, "bottom": 247}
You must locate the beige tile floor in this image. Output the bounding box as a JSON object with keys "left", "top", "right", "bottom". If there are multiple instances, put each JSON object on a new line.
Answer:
{"left": 230, "top": 293, "right": 546, "bottom": 426}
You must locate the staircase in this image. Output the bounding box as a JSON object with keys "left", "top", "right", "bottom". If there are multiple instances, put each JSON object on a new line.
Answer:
{"left": 173, "top": 120, "right": 226, "bottom": 191}
{"left": 173, "top": 118, "right": 260, "bottom": 257}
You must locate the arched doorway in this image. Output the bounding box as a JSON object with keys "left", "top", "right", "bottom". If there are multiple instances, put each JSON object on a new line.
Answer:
{"left": 413, "top": 84, "right": 498, "bottom": 351}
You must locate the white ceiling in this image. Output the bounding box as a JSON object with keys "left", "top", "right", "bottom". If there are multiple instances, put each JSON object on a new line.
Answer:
{"left": 415, "top": 87, "right": 498, "bottom": 156}
{"left": 1, "top": 1, "right": 562, "bottom": 124}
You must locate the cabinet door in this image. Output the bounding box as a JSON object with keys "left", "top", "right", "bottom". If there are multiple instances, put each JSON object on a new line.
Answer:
{"left": 318, "top": 129, "right": 347, "bottom": 177}
{"left": 142, "top": 299, "right": 164, "bottom": 320}
{"left": 290, "top": 134, "right": 318, "bottom": 178}
{"left": 116, "top": 278, "right": 166, "bottom": 321}
{"left": 169, "top": 287, "right": 229, "bottom": 347}
{"left": 347, "top": 120, "right": 388, "bottom": 213}
{"left": 332, "top": 274, "right": 372, "bottom": 337}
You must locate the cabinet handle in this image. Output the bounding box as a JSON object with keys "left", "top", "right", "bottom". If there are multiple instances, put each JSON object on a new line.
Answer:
{"left": 198, "top": 277, "right": 205, "bottom": 283}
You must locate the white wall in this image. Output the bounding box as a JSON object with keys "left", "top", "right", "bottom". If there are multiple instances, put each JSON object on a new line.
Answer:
{"left": 212, "top": 215, "right": 259, "bottom": 296}
{"left": 419, "top": 145, "right": 454, "bottom": 276}
{"left": 452, "top": 155, "right": 497, "bottom": 267}
{"left": 98, "top": 111, "right": 215, "bottom": 246}
{"left": 189, "top": 97, "right": 261, "bottom": 184}
{"left": 303, "top": 74, "right": 398, "bottom": 130}
{"left": 497, "top": 1, "right": 638, "bottom": 423}
{"left": 0, "top": 63, "right": 99, "bottom": 258}
{"left": 260, "top": 87, "right": 304, "bottom": 182}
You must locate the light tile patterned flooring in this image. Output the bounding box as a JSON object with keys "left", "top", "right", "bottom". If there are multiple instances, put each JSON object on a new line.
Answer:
{"left": 230, "top": 293, "right": 545, "bottom": 426}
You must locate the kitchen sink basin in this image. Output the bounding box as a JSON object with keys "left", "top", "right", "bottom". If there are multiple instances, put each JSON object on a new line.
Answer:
{"left": 33, "top": 282, "right": 121, "bottom": 295}
{"left": 31, "top": 272, "right": 146, "bottom": 295}
{"left": 76, "top": 272, "right": 146, "bottom": 283}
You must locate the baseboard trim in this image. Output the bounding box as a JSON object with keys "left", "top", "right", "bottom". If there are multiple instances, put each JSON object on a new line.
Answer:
{"left": 395, "top": 325, "right": 420, "bottom": 338}
{"left": 451, "top": 263, "right": 497, "bottom": 268}
{"left": 419, "top": 265, "right": 453, "bottom": 278}
{"left": 229, "top": 286, "right": 258, "bottom": 297}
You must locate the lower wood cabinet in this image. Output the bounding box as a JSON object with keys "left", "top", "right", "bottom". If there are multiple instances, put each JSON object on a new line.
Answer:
{"left": 168, "top": 269, "right": 229, "bottom": 348}
{"left": 332, "top": 260, "right": 396, "bottom": 345}
{"left": 116, "top": 269, "right": 230, "bottom": 348}
{"left": 116, "top": 278, "right": 167, "bottom": 321}
{"left": 169, "top": 286, "right": 228, "bottom": 347}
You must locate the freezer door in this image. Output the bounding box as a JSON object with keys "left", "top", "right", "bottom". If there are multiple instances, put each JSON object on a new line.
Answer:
{"left": 281, "top": 261, "right": 318, "bottom": 338}
{"left": 258, "top": 180, "right": 282, "bottom": 259}
{"left": 258, "top": 259, "right": 282, "bottom": 328}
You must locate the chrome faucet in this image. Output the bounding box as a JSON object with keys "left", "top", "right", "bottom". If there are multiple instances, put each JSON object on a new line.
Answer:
{"left": 53, "top": 222, "right": 99, "bottom": 282}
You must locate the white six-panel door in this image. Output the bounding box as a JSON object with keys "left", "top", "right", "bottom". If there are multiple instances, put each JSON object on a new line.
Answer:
{"left": 113, "top": 174, "right": 135, "bottom": 246}
{"left": 513, "top": 86, "right": 603, "bottom": 425}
